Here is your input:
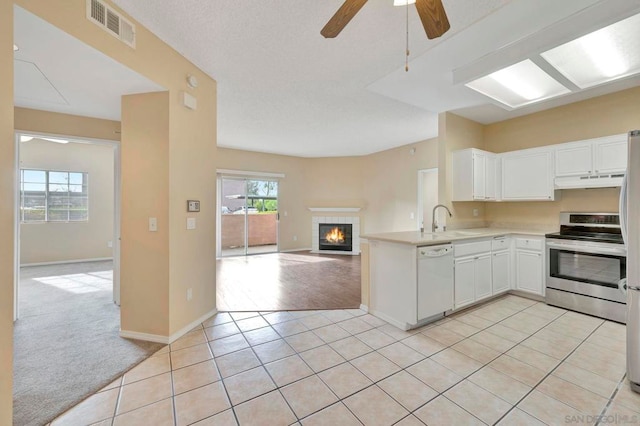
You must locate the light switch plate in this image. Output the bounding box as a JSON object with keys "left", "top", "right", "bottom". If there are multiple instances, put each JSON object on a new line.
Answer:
{"left": 149, "top": 217, "right": 158, "bottom": 232}
{"left": 187, "top": 200, "right": 200, "bottom": 212}
{"left": 187, "top": 217, "right": 196, "bottom": 230}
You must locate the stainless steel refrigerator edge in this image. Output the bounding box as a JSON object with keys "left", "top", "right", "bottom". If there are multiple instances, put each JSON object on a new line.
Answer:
{"left": 622, "top": 130, "right": 640, "bottom": 394}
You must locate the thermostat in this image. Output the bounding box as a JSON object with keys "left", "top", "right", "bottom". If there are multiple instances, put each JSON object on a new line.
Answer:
{"left": 187, "top": 200, "right": 200, "bottom": 212}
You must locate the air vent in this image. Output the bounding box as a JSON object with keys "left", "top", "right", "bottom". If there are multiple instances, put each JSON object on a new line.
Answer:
{"left": 86, "top": 0, "right": 136, "bottom": 48}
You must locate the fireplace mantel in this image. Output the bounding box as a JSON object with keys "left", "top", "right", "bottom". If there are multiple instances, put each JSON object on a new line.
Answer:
{"left": 308, "top": 207, "right": 361, "bottom": 212}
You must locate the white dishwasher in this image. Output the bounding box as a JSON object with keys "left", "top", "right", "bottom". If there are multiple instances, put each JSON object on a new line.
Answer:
{"left": 417, "top": 244, "right": 454, "bottom": 320}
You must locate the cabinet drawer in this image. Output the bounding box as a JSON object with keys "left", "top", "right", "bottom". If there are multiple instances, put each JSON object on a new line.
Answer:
{"left": 515, "top": 238, "right": 542, "bottom": 251}
{"left": 454, "top": 240, "right": 491, "bottom": 257}
{"left": 491, "top": 237, "right": 509, "bottom": 251}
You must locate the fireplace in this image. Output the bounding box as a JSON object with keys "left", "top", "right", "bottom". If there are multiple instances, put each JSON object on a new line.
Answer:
{"left": 319, "top": 223, "right": 353, "bottom": 252}
{"left": 311, "top": 215, "right": 360, "bottom": 255}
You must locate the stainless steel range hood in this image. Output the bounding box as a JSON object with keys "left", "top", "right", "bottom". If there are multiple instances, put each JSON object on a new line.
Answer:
{"left": 555, "top": 173, "right": 625, "bottom": 189}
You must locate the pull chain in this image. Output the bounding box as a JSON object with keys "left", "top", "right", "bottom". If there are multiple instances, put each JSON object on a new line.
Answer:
{"left": 405, "top": 0, "right": 410, "bottom": 72}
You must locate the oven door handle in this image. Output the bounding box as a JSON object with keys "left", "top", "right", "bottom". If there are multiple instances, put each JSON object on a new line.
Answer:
{"left": 546, "top": 241, "right": 627, "bottom": 256}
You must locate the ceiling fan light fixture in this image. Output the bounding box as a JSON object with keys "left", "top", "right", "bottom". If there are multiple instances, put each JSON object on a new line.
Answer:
{"left": 465, "top": 59, "right": 570, "bottom": 109}
{"left": 541, "top": 12, "right": 640, "bottom": 89}
{"left": 393, "top": 0, "right": 416, "bottom": 6}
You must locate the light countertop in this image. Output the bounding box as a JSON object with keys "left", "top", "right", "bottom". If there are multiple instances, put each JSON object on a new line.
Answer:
{"left": 361, "top": 227, "right": 548, "bottom": 246}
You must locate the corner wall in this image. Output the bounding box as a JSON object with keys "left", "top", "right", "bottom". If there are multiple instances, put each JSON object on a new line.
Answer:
{"left": 0, "top": 3, "right": 14, "bottom": 423}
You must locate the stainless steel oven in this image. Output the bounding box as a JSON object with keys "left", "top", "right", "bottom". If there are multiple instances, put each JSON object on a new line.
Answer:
{"left": 545, "top": 213, "right": 627, "bottom": 323}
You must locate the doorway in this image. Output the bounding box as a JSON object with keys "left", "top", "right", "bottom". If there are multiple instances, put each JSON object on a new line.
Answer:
{"left": 218, "top": 176, "right": 279, "bottom": 257}
{"left": 417, "top": 168, "right": 439, "bottom": 232}
{"left": 13, "top": 131, "right": 121, "bottom": 320}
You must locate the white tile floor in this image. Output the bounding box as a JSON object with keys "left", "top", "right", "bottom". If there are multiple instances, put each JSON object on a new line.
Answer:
{"left": 50, "top": 295, "right": 640, "bottom": 426}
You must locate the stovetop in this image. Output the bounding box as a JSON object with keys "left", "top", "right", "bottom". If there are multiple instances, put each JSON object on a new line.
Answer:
{"left": 545, "top": 230, "right": 624, "bottom": 244}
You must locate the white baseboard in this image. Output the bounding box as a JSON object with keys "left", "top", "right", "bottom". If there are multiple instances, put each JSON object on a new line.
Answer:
{"left": 21, "top": 257, "right": 113, "bottom": 267}
{"left": 168, "top": 308, "right": 218, "bottom": 344}
{"left": 119, "top": 330, "right": 169, "bottom": 344}
{"left": 120, "top": 308, "right": 218, "bottom": 345}
{"left": 359, "top": 304, "right": 368, "bottom": 312}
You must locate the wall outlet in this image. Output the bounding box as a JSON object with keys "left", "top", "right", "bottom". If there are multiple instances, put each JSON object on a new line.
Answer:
{"left": 473, "top": 209, "right": 479, "bottom": 217}
{"left": 107, "top": 240, "right": 113, "bottom": 248}
{"left": 410, "top": 212, "right": 415, "bottom": 220}
{"left": 293, "top": 235, "right": 298, "bottom": 241}
{"left": 187, "top": 217, "right": 196, "bottom": 230}
{"left": 284, "top": 211, "right": 288, "bottom": 217}
{"left": 187, "top": 288, "right": 193, "bottom": 301}
{"left": 149, "top": 217, "right": 158, "bottom": 232}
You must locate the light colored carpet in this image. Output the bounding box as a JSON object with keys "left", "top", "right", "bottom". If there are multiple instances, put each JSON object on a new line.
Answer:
{"left": 13, "top": 261, "right": 164, "bottom": 426}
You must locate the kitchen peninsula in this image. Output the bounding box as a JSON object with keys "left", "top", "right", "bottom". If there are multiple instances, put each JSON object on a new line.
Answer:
{"left": 363, "top": 228, "right": 547, "bottom": 330}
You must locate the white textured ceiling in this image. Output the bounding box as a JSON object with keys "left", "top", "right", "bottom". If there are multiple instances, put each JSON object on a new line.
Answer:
{"left": 13, "top": 6, "right": 164, "bottom": 122}
{"left": 22, "top": 0, "right": 640, "bottom": 156}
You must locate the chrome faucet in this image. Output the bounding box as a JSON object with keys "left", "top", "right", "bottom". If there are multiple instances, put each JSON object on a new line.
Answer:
{"left": 432, "top": 204, "right": 453, "bottom": 232}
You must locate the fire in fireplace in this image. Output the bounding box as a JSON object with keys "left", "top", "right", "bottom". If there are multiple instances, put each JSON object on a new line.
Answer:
{"left": 319, "top": 223, "right": 353, "bottom": 252}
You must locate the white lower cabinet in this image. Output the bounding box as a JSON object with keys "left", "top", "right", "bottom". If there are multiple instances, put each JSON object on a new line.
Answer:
{"left": 514, "top": 236, "right": 544, "bottom": 296}
{"left": 516, "top": 249, "right": 544, "bottom": 295}
{"left": 492, "top": 250, "right": 510, "bottom": 294}
{"left": 453, "top": 240, "right": 492, "bottom": 309}
{"left": 454, "top": 257, "right": 475, "bottom": 309}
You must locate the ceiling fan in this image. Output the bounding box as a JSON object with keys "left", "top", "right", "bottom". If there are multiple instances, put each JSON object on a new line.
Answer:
{"left": 321, "top": 0, "right": 450, "bottom": 39}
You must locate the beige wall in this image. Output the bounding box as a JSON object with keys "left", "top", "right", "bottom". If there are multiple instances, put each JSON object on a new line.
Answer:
{"left": 217, "top": 148, "right": 366, "bottom": 250}
{"left": 19, "top": 139, "right": 115, "bottom": 264}
{"left": 484, "top": 87, "right": 640, "bottom": 228}
{"left": 1, "top": 2, "right": 14, "bottom": 424}
{"left": 362, "top": 138, "right": 439, "bottom": 233}
{"left": 15, "top": 107, "right": 120, "bottom": 141}
{"left": 121, "top": 92, "right": 170, "bottom": 336}
{"left": 440, "top": 112, "right": 487, "bottom": 229}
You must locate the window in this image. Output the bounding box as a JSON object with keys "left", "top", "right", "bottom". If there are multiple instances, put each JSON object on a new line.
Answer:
{"left": 20, "top": 169, "right": 89, "bottom": 222}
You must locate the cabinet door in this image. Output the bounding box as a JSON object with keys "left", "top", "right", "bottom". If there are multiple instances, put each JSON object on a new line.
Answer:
{"left": 485, "top": 155, "right": 497, "bottom": 200}
{"left": 454, "top": 257, "right": 475, "bottom": 309}
{"left": 555, "top": 142, "right": 592, "bottom": 177}
{"left": 492, "top": 250, "right": 510, "bottom": 294}
{"left": 516, "top": 250, "right": 543, "bottom": 295}
{"left": 474, "top": 254, "right": 492, "bottom": 300}
{"left": 473, "top": 152, "right": 486, "bottom": 200}
{"left": 502, "top": 149, "right": 554, "bottom": 201}
{"left": 593, "top": 138, "right": 627, "bottom": 175}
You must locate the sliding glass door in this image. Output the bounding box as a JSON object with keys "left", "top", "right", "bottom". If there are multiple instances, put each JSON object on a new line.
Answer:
{"left": 219, "top": 177, "right": 278, "bottom": 256}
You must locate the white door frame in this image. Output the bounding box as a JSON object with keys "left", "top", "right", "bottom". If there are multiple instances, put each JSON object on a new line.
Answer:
{"left": 13, "top": 130, "right": 122, "bottom": 321}
{"left": 417, "top": 168, "right": 439, "bottom": 232}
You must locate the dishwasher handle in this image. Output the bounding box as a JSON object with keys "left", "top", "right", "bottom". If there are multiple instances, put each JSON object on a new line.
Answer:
{"left": 418, "top": 245, "right": 452, "bottom": 258}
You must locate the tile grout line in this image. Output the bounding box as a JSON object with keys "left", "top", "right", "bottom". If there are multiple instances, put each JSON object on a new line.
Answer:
{"left": 491, "top": 312, "right": 613, "bottom": 425}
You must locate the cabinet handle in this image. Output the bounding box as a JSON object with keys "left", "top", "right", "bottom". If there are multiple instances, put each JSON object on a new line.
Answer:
{"left": 595, "top": 170, "right": 599, "bottom": 173}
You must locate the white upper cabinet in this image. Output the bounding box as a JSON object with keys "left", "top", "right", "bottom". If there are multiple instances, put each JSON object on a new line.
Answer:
{"left": 502, "top": 147, "right": 555, "bottom": 201}
{"left": 555, "top": 134, "right": 627, "bottom": 178}
{"left": 593, "top": 136, "right": 627, "bottom": 175}
{"left": 555, "top": 141, "right": 593, "bottom": 177}
{"left": 452, "top": 149, "right": 499, "bottom": 201}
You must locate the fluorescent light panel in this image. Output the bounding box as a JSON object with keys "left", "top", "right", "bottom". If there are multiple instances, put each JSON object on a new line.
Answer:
{"left": 541, "top": 13, "right": 640, "bottom": 89}
{"left": 393, "top": 0, "right": 416, "bottom": 6}
{"left": 465, "top": 59, "right": 570, "bottom": 108}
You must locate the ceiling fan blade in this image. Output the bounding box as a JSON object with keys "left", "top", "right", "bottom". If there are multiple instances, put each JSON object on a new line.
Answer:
{"left": 415, "top": 0, "right": 450, "bottom": 39}
{"left": 321, "top": 0, "right": 368, "bottom": 38}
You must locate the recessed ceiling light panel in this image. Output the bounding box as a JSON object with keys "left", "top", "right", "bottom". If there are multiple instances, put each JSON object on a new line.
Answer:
{"left": 393, "top": 0, "right": 416, "bottom": 5}
{"left": 465, "top": 59, "right": 570, "bottom": 108}
{"left": 541, "top": 13, "right": 640, "bottom": 89}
